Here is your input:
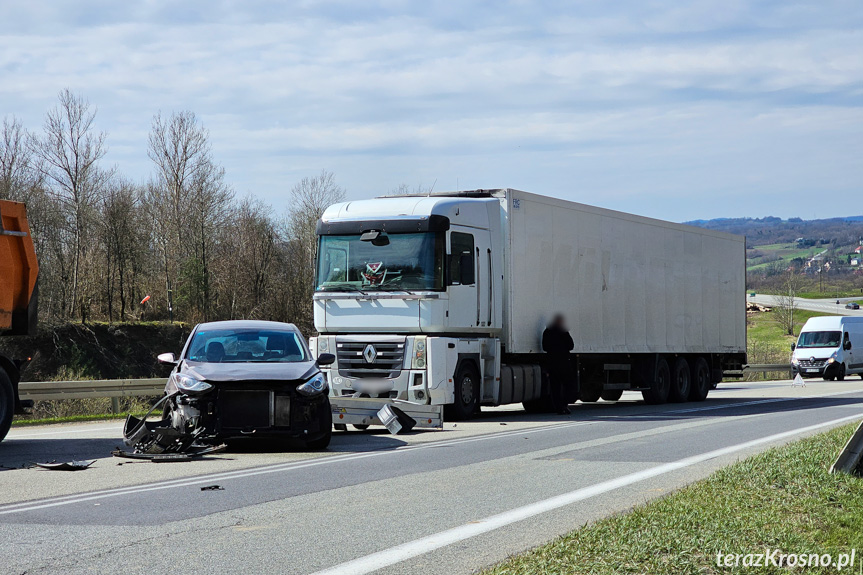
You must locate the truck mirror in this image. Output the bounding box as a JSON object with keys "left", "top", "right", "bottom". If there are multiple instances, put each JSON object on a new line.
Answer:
{"left": 790, "top": 343, "right": 796, "bottom": 351}
{"left": 459, "top": 254, "right": 474, "bottom": 285}
{"left": 844, "top": 341, "right": 852, "bottom": 351}
{"left": 157, "top": 352, "right": 177, "bottom": 365}
{"left": 317, "top": 353, "right": 336, "bottom": 366}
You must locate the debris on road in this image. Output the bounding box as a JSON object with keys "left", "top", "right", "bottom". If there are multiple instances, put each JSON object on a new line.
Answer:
{"left": 116, "top": 394, "right": 226, "bottom": 461}
{"left": 33, "top": 460, "right": 95, "bottom": 471}
{"left": 200, "top": 485, "right": 224, "bottom": 491}
{"left": 377, "top": 404, "right": 416, "bottom": 434}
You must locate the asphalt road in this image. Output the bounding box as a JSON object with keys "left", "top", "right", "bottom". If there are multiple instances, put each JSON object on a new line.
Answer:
{"left": 751, "top": 293, "right": 863, "bottom": 315}
{"left": 2, "top": 380, "right": 863, "bottom": 575}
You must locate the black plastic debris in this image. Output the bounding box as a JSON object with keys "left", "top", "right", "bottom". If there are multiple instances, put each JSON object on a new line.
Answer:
{"left": 200, "top": 485, "right": 224, "bottom": 491}
{"left": 33, "top": 460, "right": 95, "bottom": 471}
{"left": 112, "top": 444, "right": 227, "bottom": 463}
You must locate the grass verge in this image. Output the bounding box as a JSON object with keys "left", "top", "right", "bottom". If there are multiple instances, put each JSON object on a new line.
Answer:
{"left": 483, "top": 422, "right": 863, "bottom": 575}
{"left": 10, "top": 411, "right": 149, "bottom": 427}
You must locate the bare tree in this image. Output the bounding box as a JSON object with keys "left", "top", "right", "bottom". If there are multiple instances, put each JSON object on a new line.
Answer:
{"left": 773, "top": 268, "right": 802, "bottom": 336}
{"left": 28, "top": 89, "right": 108, "bottom": 319}
{"left": 146, "top": 111, "right": 232, "bottom": 322}
{"left": 389, "top": 182, "right": 434, "bottom": 196}
{"left": 0, "top": 116, "right": 35, "bottom": 201}
{"left": 282, "top": 170, "right": 345, "bottom": 330}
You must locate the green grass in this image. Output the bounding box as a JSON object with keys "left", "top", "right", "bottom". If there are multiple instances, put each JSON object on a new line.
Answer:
{"left": 746, "top": 243, "right": 818, "bottom": 272}
{"left": 11, "top": 410, "right": 149, "bottom": 427}
{"left": 483, "top": 423, "right": 863, "bottom": 575}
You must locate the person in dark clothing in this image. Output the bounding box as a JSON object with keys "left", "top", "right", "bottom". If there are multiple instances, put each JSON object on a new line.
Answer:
{"left": 543, "top": 314, "right": 574, "bottom": 415}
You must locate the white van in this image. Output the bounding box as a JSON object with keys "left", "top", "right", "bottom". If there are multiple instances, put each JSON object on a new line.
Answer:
{"left": 792, "top": 316, "right": 863, "bottom": 380}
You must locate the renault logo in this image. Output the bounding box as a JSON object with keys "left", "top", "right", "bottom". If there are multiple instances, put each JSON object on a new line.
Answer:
{"left": 363, "top": 344, "right": 377, "bottom": 364}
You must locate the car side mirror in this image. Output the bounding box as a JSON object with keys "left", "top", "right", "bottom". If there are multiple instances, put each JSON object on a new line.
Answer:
{"left": 317, "top": 353, "right": 336, "bottom": 366}
{"left": 157, "top": 352, "right": 177, "bottom": 365}
{"left": 790, "top": 343, "right": 796, "bottom": 351}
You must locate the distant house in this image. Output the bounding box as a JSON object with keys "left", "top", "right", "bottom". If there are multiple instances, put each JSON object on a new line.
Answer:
{"left": 852, "top": 258, "right": 860, "bottom": 266}
{"left": 855, "top": 246, "right": 862, "bottom": 254}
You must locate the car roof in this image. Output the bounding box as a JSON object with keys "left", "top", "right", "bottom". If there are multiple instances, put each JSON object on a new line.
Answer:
{"left": 193, "top": 320, "right": 301, "bottom": 333}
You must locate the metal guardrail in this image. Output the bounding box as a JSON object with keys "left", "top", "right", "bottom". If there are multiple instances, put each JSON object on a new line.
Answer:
{"left": 723, "top": 364, "right": 793, "bottom": 378}
{"left": 18, "top": 378, "right": 166, "bottom": 401}
{"left": 17, "top": 365, "right": 795, "bottom": 402}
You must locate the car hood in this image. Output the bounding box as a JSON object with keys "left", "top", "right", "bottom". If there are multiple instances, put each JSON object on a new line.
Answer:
{"left": 180, "top": 360, "right": 318, "bottom": 382}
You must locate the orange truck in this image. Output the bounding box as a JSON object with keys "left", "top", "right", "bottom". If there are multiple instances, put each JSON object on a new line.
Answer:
{"left": 0, "top": 200, "right": 39, "bottom": 441}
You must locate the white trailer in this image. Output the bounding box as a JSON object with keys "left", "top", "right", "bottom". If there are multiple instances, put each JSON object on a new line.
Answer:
{"left": 311, "top": 189, "right": 746, "bottom": 423}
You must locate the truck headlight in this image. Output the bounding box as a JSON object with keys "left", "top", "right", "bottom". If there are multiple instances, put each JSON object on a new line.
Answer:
{"left": 318, "top": 337, "right": 329, "bottom": 353}
{"left": 171, "top": 373, "right": 213, "bottom": 395}
{"left": 297, "top": 373, "right": 328, "bottom": 397}
{"left": 412, "top": 336, "right": 427, "bottom": 369}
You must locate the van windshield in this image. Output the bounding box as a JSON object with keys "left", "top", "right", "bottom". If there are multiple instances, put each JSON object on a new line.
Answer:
{"left": 797, "top": 331, "right": 842, "bottom": 349}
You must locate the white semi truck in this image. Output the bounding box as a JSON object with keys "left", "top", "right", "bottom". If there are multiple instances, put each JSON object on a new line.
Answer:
{"left": 310, "top": 189, "right": 746, "bottom": 424}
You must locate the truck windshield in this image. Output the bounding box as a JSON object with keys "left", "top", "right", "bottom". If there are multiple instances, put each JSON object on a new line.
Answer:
{"left": 316, "top": 232, "right": 444, "bottom": 291}
{"left": 797, "top": 331, "right": 842, "bottom": 349}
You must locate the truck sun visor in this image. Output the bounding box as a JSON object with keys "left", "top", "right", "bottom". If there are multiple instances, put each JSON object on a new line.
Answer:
{"left": 316, "top": 214, "right": 450, "bottom": 236}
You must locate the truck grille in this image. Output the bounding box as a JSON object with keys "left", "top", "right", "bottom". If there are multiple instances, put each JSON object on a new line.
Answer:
{"left": 336, "top": 340, "right": 406, "bottom": 379}
{"left": 798, "top": 358, "right": 828, "bottom": 368}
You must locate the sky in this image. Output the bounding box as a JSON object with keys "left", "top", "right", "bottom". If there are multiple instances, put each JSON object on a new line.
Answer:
{"left": 1, "top": 0, "right": 861, "bottom": 222}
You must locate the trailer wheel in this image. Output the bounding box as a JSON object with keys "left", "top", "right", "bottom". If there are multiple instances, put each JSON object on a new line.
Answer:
{"left": 668, "top": 358, "right": 691, "bottom": 403}
{"left": 0, "top": 369, "right": 14, "bottom": 442}
{"left": 689, "top": 357, "right": 711, "bottom": 402}
{"left": 580, "top": 387, "right": 601, "bottom": 403}
{"left": 641, "top": 358, "right": 670, "bottom": 405}
{"left": 600, "top": 389, "right": 623, "bottom": 402}
{"left": 445, "top": 363, "right": 480, "bottom": 421}
{"left": 352, "top": 424, "right": 370, "bottom": 431}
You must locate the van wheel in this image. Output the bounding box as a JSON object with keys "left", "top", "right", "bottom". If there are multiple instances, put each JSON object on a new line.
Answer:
{"left": 837, "top": 364, "right": 846, "bottom": 381}
{"left": 642, "top": 358, "right": 670, "bottom": 405}
{"left": 669, "top": 358, "right": 691, "bottom": 403}
{"left": 600, "top": 389, "right": 623, "bottom": 402}
{"left": 689, "top": 358, "right": 711, "bottom": 402}
{"left": 445, "top": 363, "right": 480, "bottom": 421}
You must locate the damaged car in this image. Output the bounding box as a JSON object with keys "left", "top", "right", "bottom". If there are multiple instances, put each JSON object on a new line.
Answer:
{"left": 122, "top": 320, "right": 335, "bottom": 455}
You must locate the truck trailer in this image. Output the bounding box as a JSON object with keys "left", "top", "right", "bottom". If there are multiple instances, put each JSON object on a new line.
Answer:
{"left": 0, "top": 200, "right": 39, "bottom": 441}
{"left": 310, "top": 189, "right": 746, "bottom": 423}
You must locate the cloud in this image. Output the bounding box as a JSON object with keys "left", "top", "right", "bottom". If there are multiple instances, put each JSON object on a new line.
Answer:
{"left": 0, "top": 0, "right": 861, "bottom": 220}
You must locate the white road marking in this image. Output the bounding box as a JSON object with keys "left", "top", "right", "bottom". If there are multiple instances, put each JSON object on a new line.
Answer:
{"left": 309, "top": 412, "right": 863, "bottom": 575}
{"left": 7, "top": 424, "right": 122, "bottom": 439}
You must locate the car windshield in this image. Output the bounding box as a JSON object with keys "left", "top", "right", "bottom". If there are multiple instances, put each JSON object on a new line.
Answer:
{"left": 316, "top": 232, "right": 445, "bottom": 291}
{"left": 186, "top": 328, "right": 307, "bottom": 363}
{"left": 797, "top": 330, "right": 842, "bottom": 349}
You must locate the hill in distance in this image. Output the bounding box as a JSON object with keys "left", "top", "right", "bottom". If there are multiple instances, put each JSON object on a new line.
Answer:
{"left": 685, "top": 215, "right": 863, "bottom": 247}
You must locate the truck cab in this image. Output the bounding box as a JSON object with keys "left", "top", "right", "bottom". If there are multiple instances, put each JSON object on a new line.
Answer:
{"left": 312, "top": 193, "right": 507, "bottom": 420}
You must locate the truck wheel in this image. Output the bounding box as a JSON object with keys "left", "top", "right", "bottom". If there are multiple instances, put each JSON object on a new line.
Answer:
{"left": 523, "top": 397, "right": 554, "bottom": 413}
{"left": 445, "top": 363, "right": 480, "bottom": 421}
{"left": 837, "top": 364, "right": 846, "bottom": 381}
{"left": 580, "top": 387, "right": 601, "bottom": 403}
{"left": 668, "top": 358, "right": 691, "bottom": 403}
{"left": 689, "top": 358, "right": 711, "bottom": 402}
{"left": 641, "top": 358, "right": 670, "bottom": 405}
{"left": 0, "top": 369, "right": 14, "bottom": 442}
{"left": 600, "top": 389, "right": 623, "bottom": 402}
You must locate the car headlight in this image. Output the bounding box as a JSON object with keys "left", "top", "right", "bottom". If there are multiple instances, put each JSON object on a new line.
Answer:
{"left": 297, "top": 372, "right": 328, "bottom": 397}
{"left": 171, "top": 373, "right": 213, "bottom": 395}
{"left": 412, "top": 336, "right": 427, "bottom": 369}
